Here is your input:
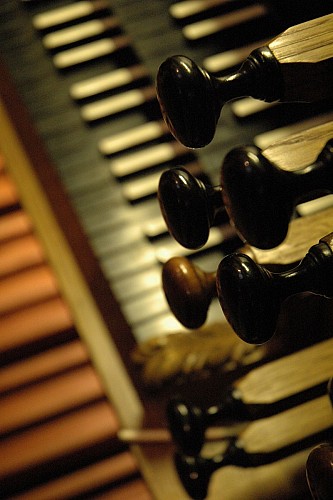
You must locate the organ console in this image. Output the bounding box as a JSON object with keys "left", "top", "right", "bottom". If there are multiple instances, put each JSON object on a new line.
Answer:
{"left": 156, "top": 4, "right": 333, "bottom": 499}
{"left": 156, "top": 13, "right": 333, "bottom": 148}
{"left": 1, "top": 1, "right": 333, "bottom": 500}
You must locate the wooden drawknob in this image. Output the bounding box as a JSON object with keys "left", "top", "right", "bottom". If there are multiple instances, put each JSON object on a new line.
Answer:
{"left": 167, "top": 395, "right": 247, "bottom": 456}
{"left": 221, "top": 140, "right": 333, "bottom": 249}
{"left": 175, "top": 440, "right": 246, "bottom": 500}
{"left": 156, "top": 15, "right": 333, "bottom": 148}
{"left": 306, "top": 443, "right": 333, "bottom": 500}
{"left": 306, "top": 378, "right": 333, "bottom": 499}
{"left": 158, "top": 167, "right": 224, "bottom": 249}
{"left": 156, "top": 50, "right": 281, "bottom": 148}
{"left": 217, "top": 233, "right": 333, "bottom": 344}
{"left": 162, "top": 256, "right": 216, "bottom": 329}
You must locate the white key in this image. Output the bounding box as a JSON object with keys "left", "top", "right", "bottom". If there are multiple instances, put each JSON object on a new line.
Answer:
{"left": 109, "top": 142, "right": 185, "bottom": 177}
{"left": 203, "top": 38, "right": 269, "bottom": 73}
{"left": 133, "top": 302, "right": 227, "bottom": 342}
{"left": 133, "top": 314, "right": 185, "bottom": 344}
{"left": 70, "top": 65, "right": 148, "bottom": 100}
{"left": 102, "top": 244, "right": 157, "bottom": 280}
{"left": 297, "top": 195, "right": 333, "bottom": 217}
{"left": 122, "top": 289, "right": 169, "bottom": 326}
{"left": 121, "top": 171, "right": 164, "bottom": 201}
{"left": 33, "top": 1, "right": 107, "bottom": 30}
{"left": 99, "top": 121, "right": 168, "bottom": 156}
{"left": 53, "top": 36, "right": 130, "bottom": 69}
{"left": 141, "top": 214, "right": 167, "bottom": 239}
{"left": 43, "top": 19, "right": 118, "bottom": 50}
{"left": 112, "top": 267, "right": 162, "bottom": 301}
{"left": 230, "top": 98, "right": 276, "bottom": 118}
{"left": 80, "top": 86, "right": 155, "bottom": 121}
{"left": 170, "top": 0, "right": 236, "bottom": 20}
{"left": 183, "top": 4, "right": 267, "bottom": 41}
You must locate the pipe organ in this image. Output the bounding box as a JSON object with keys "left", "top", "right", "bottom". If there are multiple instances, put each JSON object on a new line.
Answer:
{"left": 0, "top": 1, "right": 332, "bottom": 499}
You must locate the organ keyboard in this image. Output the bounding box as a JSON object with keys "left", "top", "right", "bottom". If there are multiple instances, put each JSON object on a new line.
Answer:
{"left": 1, "top": 1, "right": 333, "bottom": 499}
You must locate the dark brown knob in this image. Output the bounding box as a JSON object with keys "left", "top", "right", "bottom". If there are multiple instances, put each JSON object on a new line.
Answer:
{"left": 221, "top": 140, "right": 333, "bottom": 249}
{"left": 306, "top": 379, "right": 333, "bottom": 499}
{"left": 162, "top": 257, "right": 216, "bottom": 329}
{"left": 328, "top": 378, "right": 333, "bottom": 408}
{"left": 167, "top": 395, "right": 248, "bottom": 456}
{"left": 156, "top": 49, "right": 281, "bottom": 148}
{"left": 156, "top": 15, "right": 333, "bottom": 148}
{"left": 217, "top": 233, "right": 333, "bottom": 344}
{"left": 306, "top": 443, "right": 333, "bottom": 500}
{"left": 158, "top": 167, "right": 223, "bottom": 249}
{"left": 175, "top": 440, "right": 247, "bottom": 500}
